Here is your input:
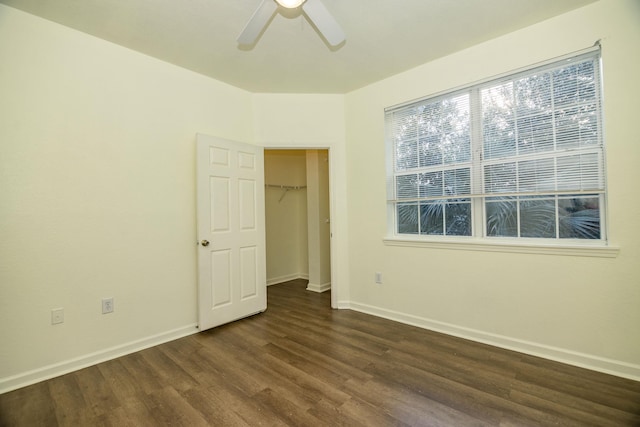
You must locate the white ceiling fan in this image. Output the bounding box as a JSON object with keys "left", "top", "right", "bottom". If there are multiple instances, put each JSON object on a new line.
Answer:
{"left": 237, "top": 0, "right": 345, "bottom": 47}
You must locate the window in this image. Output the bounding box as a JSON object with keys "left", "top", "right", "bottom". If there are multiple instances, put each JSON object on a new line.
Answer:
{"left": 385, "top": 49, "right": 606, "bottom": 244}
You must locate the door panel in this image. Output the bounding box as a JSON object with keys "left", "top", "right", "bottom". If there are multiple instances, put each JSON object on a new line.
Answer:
{"left": 210, "top": 177, "right": 230, "bottom": 232}
{"left": 210, "top": 249, "right": 231, "bottom": 307}
{"left": 239, "top": 179, "right": 256, "bottom": 230}
{"left": 197, "top": 134, "right": 266, "bottom": 331}
{"left": 240, "top": 246, "right": 258, "bottom": 299}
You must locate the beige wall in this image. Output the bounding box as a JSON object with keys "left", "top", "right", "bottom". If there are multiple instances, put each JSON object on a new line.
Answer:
{"left": 306, "top": 150, "right": 331, "bottom": 291}
{"left": 264, "top": 150, "right": 309, "bottom": 283}
{"left": 0, "top": 6, "right": 349, "bottom": 391}
{"left": 0, "top": 5, "right": 253, "bottom": 390}
{"left": 344, "top": 0, "right": 640, "bottom": 378}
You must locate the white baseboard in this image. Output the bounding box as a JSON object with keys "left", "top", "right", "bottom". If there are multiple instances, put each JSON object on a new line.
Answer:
{"left": 306, "top": 282, "right": 331, "bottom": 293}
{"left": 267, "top": 273, "right": 308, "bottom": 286}
{"left": 346, "top": 301, "right": 640, "bottom": 382}
{"left": 336, "top": 300, "right": 351, "bottom": 309}
{"left": 0, "top": 324, "right": 198, "bottom": 394}
{"left": 6, "top": 304, "right": 637, "bottom": 394}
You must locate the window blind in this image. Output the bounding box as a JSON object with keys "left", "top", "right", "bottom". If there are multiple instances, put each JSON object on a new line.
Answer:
{"left": 386, "top": 49, "right": 604, "bottom": 203}
{"left": 479, "top": 53, "right": 604, "bottom": 198}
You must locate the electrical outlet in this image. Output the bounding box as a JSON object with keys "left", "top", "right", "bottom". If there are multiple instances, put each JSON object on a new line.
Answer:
{"left": 102, "top": 297, "right": 114, "bottom": 314}
{"left": 51, "top": 308, "right": 64, "bottom": 325}
{"left": 375, "top": 272, "right": 383, "bottom": 284}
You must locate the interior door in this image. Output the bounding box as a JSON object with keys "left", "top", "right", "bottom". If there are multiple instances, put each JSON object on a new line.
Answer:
{"left": 196, "top": 133, "right": 266, "bottom": 331}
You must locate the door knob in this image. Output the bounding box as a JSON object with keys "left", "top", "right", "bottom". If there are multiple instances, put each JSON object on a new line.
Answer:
{"left": 201, "top": 240, "right": 210, "bottom": 247}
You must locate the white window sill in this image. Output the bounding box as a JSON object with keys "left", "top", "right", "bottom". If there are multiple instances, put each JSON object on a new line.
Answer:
{"left": 383, "top": 236, "right": 620, "bottom": 258}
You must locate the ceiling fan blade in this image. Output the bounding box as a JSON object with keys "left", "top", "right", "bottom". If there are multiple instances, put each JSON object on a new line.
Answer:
{"left": 237, "top": 0, "right": 278, "bottom": 45}
{"left": 302, "top": 0, "right": 345, "bottom": 46}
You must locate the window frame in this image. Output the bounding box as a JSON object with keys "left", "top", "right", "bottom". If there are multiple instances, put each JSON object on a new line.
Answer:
{"left": 384, "top": 47, "right": 618, "bottom": 257}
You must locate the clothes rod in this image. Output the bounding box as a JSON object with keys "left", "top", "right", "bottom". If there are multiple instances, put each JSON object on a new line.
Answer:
{"left": 265, "top": 184, "right": 307, "bottom": 190}
{"left": 265, "top": 184, "right": 307, "bottom": 202}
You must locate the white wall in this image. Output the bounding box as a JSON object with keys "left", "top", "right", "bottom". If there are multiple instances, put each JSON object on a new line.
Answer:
{"left": 0, "top": 5, "right": 253, "bottom": 391}
{"left": 344, "top": 0, "right": 640, "bottom": 379}
{"left": 305, "top": 149, "right": 331, "bottom": 292}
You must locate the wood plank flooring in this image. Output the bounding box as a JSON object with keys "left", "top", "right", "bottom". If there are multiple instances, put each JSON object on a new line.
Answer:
{"left": 1, "top": 279, "right": 639, "bottom": 426}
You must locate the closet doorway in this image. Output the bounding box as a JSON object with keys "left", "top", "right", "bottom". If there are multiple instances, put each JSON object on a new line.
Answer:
{"left": 264, "top": 149, "right": 331, "bottom": 298}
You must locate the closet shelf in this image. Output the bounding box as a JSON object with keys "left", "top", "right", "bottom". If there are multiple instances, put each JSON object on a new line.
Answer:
{"left": 265, "top": 184, "right": 307, "bottom": 190}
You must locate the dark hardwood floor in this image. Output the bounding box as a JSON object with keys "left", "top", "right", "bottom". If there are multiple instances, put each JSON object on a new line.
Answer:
{"left": 1, "top": 279, "right": 639, "bottom": 426}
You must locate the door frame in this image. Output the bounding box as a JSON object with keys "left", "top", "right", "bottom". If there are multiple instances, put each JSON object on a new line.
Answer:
{"left": 263, "top": 145, "right": 339, "bottom": 309}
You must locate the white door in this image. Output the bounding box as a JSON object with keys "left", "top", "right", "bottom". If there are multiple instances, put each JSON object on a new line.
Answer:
{"left": 196, "top": 134, "right": 266, "bottom": 331}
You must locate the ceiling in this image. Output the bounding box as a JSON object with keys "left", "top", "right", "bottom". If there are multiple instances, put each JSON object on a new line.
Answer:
{"left": 1, "top": 0, "right": 596, "bottom": 93}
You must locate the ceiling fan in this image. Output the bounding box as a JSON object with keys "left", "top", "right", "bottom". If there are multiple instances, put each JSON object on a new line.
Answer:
{"left": 237, "top": 0, "right": 345, "bottom": 47}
